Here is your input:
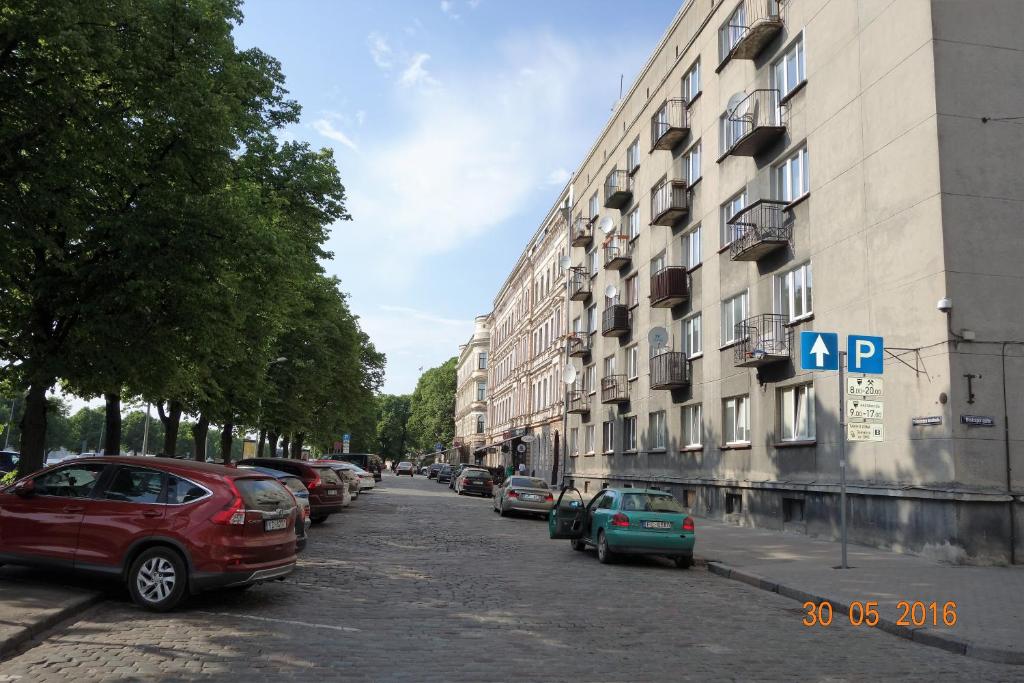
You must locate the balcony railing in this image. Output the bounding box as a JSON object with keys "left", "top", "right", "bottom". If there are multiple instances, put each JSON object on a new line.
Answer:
{"left": 603, "top": 234, "right": 632, "bottom": 270}
{"left": 649, "top": 266, "right": 689, "bottom": 308}
{"left": 567, "top": 389, "right": 590, "bottom": 414}
{"left": 724, "top": 89, "right": 786, "bottom": 157}
{"left": 571, "top": 215, "right": 593, "bottom": 247}
{"left": 567, "top": 332, "right": 592, "bottom": 358}
{"left": 734, "top": 314, "right": 793, "bottom": 367}
{"left": 650, "top": 351, "right": 691, "bottom": 390}
{"left": 568, "top": 267, "right": 591, "bottom": 301}
{"left": 601, "top": 304, "right": 631, "bottom": 337}
{"left": 600, "top": 374, "right": 630, "bottom": 404}
{"left": 727, "top": 0, "right": 784, "bottom": 60}
{"left": 727, "top": 199, "right": 791, "bottom": 261}
{"left": 651, "top": 99, "right": 689, "bottom": 150}
{"left": 604, "top": 169, "right": 633, "bottom": 210}
{"left": 650, "top": 178, "right": 689, "bottom": 226}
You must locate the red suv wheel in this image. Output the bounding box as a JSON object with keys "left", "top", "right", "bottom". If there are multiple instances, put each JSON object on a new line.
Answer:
{"left": 128, "top": 546, "right": 188, "bottom": 611}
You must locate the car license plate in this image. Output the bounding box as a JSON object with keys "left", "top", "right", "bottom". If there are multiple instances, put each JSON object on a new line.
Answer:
{"left": 643, "top": 520, "right": 671, "bottom": 529}
{"left": 327, "top": 489, "right": 338, "bottom": 496}
{"left": 522, "top": 494, "right": 540, "bottom": 501}
{"left": 265, "top": 518, "right": 288, "bottom": 532}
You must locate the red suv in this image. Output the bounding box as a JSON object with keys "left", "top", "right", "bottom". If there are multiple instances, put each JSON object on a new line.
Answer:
{"left": 237, "top": 459, "right": 346, "bottom": 523}
{"left": 0, "top": 457, "right": 299, "bottom": 611}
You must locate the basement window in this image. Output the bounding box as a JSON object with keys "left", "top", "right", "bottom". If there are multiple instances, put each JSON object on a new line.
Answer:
{"left": 783, "top": 497, "right": 805, "bottom": 523}
{"left": 726, "top": 492, "right": 743, "bottom": 514}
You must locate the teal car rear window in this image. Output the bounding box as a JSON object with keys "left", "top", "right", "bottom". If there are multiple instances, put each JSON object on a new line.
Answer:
{"left": 621, "top": 493, "right": 685, "bottom": 513}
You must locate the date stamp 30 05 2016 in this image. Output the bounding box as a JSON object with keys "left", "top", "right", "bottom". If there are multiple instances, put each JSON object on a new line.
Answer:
{"left": 801, "top": 600, "right": 959, "bottom": 628}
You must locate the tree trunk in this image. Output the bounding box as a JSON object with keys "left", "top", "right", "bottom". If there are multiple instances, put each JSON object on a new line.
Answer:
{"left": 257, "top": 429, "right": 266, "bottom": 458}
{"left": 18, "top": 383, "right": 48, "bottom": 474}
{"left": 157, "top": 400, "right": 183, "bottom": 457}
{"left": 220, "top": 420, "right": 233, "bottom": 464}
{"left": 280, "top": 434, "right": 290, "bottom": 461}
{"left": 103, "top": 392, "right": 121, "bottom": 455}
{"left": 267, "top": 430, "right": 279, "bottom": 458}
{"left": 192, "top": 414, "right": 209, "bottom": 462}
{"left": 291, "top": 432, "right": 305, "bottom": 460}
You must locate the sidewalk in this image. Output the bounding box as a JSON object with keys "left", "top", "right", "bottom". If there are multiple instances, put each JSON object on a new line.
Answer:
{"left": 0, "top": 567, "right": 103, "bottom": 658}
{"left": 694, "top": 519, "right": 1024, "bottom": 665}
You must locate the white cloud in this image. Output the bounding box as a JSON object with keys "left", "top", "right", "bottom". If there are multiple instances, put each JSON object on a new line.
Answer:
{"left": 546, "top": 168, "right": 571, "bottom": 186}
{"left": 399, "top": 53, "right": 439, "bottom": 88}
{"left": 367, "top": 32, "right": 392, "bottom": 69}
{"left": 440, "top": 0, "right": 460, "bottom": 19}
{"left": 312, "top": 118, "right": 358, "bottom": 151}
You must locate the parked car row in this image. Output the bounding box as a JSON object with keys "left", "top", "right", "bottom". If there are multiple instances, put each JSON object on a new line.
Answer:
{"left": 0, "top": 452, "right": 383, "bottom": 612}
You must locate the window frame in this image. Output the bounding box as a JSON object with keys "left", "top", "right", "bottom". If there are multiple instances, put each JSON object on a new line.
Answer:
{"left": 584, "top": 424, "right": 595, "bottom": 454}
{"left": 626, "top": 345, "right": 639, "bottom": 380}
{"left": 623, "top": 415, "right": 637, "bottom": 452}
{"left": 682, "top": 224, "right": 702, "bottom": 270}
{"left": 627, "top": 206, "right": 640, "bottom": 241}
{"left": 682, "top": 404, "right": 703, "bottom": 447}
{"left": 682, "top": 58, "right": 701, "bottom": 102}
{"left": 720, "top": 290, "right": 749, "bottom": 346}
{"left": 720, "top": 190, "right": 747, "bottom": 246}
{"left": 602, "top": 420, "right": 615, "bottom": 454}
{"left": 775, "top": 262, "right": 813, "bottom": 323}
{"left": 723, "top": 395, "right": 751, "bottom": 445}
{"left": 626, "top": 137, "right": 641, "bottom": 175}
{"left": 779, "top": 383, "right": 816, "bottom": 442}
{"left": 625, "top": 274, "right": 639, "bottom": 308}
{"left": 683, "top": 313, "right": 703, "bottom": 359}
{"left": 649, "top": 411, "right": 667, "bottom": 451}
{"left": 718, "top": 2, "right": 747, "bottom": 63}
{"left": 772, "top": 31, "right": 806, "bottom": 98}
{"left": 774, "top": 145, "right": 809, "bottom": 204}
{"left": 683, "top": 140, "right": 702, "bottom": 185}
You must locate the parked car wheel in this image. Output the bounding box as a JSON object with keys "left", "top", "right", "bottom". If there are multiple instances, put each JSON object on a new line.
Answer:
{"left": 570, "top": 538, "right": 587, "bottom": 552}
{"left": 128, "top": 547, "right": 188, "bottom": 612}
{"left": 499, "top": 503, "right": 508, "bottom": 517}
{"left": 674, "top": 556, "right": 693, "bottom": 569}
{"left": 597, "top": 531, "right": 614, "bottom": 564}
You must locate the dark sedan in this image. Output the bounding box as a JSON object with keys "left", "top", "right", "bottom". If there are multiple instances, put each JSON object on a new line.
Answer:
{"left": 436, "top": 465, "right": 453, "bottom": 483}
{"left": 456, "top": 469, "right": 494, "bottom": 497}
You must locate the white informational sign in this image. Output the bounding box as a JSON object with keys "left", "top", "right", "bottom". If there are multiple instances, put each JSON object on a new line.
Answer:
{"left": 847, "top": 422, "right": 883, "bottom": 442}
{"left": 343, "top": 441, "right": 350, "bottom": 454}
{"left": 847, "top": 400, "right": 884, "bottom": 422}
{"left": 847, "top": 376, "right": 884, "bottom": 399}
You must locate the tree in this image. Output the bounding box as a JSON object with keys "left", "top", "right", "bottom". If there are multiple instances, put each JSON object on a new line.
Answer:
{"left": 68, "top": 407, "right": 105, "bottom": 453}
{"left": 406, "top": 358, "right": 457, "bottom": 453}
{"left": 376, "top": 395, "right": 412, "bottom": 461}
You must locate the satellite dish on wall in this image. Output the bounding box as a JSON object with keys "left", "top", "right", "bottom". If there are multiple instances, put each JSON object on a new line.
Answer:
{"left": 604, "top": 284, "right": 618, "bottom": 299}
{"left": 648, "top": 326, "right": 669, "bottom": 349}
{"left": 598, "top": 216, "right": 615, "bottom": 235}
{"left": 563, "top": 363, "right": 578, "bottom": 384}
{"left": 727, "top": 91, "right": 748, "bottom": 117}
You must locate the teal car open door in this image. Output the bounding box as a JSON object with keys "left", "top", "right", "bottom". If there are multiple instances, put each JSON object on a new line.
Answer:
{"left": 548, "top": 487, "right": 585, "bottom": 539}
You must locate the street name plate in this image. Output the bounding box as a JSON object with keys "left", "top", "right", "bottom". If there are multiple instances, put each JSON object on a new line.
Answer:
{"left": 912, "top": 416, "right": 942, "bottom": 426}
{"left": 847, "top": 399, "right": 884, "bottom": 422}
{"left": 847, "top": 422, "right": 883, "bottom": 442}
{"left": 846, "top": 376, "right": 883, "bottom": 398}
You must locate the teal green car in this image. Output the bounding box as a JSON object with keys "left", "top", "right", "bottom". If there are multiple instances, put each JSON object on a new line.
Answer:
{"left": 548, "top": 487, "right": 695, "bottom": 567}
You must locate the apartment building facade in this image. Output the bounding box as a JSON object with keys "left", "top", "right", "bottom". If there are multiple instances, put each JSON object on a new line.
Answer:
{"left": 453, "top": 315, "right": 491, "bottom": 464}
{"left": 558, "top": 0, "right": 1024, "bottom": 564}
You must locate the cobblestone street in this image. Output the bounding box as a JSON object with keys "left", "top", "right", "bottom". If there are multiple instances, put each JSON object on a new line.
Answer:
{"left": 1, "top": 474, "right": 1022, "bottom": 682}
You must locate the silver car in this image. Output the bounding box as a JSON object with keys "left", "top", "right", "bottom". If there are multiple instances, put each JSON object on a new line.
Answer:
{"left": 493, "top": 476, "right": 554, "bottom": 517}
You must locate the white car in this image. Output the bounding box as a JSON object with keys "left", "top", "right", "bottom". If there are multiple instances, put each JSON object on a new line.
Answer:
{"left": 335, "top": 462, "right": 376, "bottom": 491}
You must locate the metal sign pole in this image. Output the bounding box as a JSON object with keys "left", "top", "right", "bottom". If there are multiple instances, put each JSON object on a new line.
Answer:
{"left": 839, "top": 351, "right": 848, "bottom": 569}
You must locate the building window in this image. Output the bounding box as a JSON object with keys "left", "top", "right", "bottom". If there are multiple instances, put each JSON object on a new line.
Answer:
{"left": 682, "top": 59, "right": 701, "bottom": 102}
{"left": 724, "top": 395, "right": 750, "bottom": 445}
{"left": 478, "top": 351, "right": 488, "bottom": 370}
{"left": 588, "top": 248, "right": 599, "bottom": 276}
{"left": 626, "top": 345, "right": 639, "bottom": 379}
{"left": 651, "top": 252, "right": 666, "bottom": 274}
{"left": 682, "top": 404, "right": 702, "bottom": 446}
{"left": 720, "top": 191, "right": 747, "bottom": 246}
{"left": 585, "top": 365, "right": 596, "bottom": 394}
{"left": 775, "top": 262, "right": 813, "bottom": 322}
{"left": 623, "top": 416, "right": 637, "bottom": 451}
{"left": 726, "top": 492, "right": 743, "bottom": 514}
{"left": 718, "top": 2, "right": 746, "bottom": 62}
{"left": 773, "top": 32, "right": 806, "bottom": 98}
{"left": 682, "top": 224, "right": 701, "bottom": 269}
{"left": 774, "top": 145, "right": 809, "bottom": 203}
{"left": 625, "top": 275, "right": 639, "bottom": 308}
{"left": 721, "top": 290, "right": 748, "bottom": 345}
{"left": 572, "top": 316, "right": 582, "bottom": 334}
{"left": 779, "top": 384, "right": 815, "bottom": 441}
{"left": 603, "top": 354, "right": 616, "bottom": 376}
{"left": 476, "top": 415, "right": 485, "bottom": 434}
{"left": 584, "top": 424, "right": 595, "bottom": 454}
{"left": 476, "top": 382, "right": 486, "bottom": 401}
{"left": 587, "top": 304, "right": 597, "bottom": 334}
{"left": 569, "top": 427, "right": 579, "bottom": 456}
{"left": 627, "top": 137, "right": 640, "bottom": 174}
{"left": 589, "top": 191, "right": 599, "bottom": 219}
{"left": 649, "top": 411, "right": 666, "bottom": 450}
{"left": 627, "top": 207, "right": 640, "bottom": 241}
{"left": 683, "top": 313, "right": 702, "bottom": 358}
{"left": 683, "top": 141, "right": 701, "bottom": 184}
{"left": 602, "top": 420, "right": 615, "bottom": 453}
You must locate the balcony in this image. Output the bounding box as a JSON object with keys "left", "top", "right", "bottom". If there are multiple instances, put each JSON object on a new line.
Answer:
{"left": 600, "top": 374, "right": 630, "bottom": 405}
{"left": 567, "top": 332, "right": 592, "bottom": 358}
{"left": 603, "top": 234, "right": 632, "bottom": 270}
{"left": 650, "top": 178, "right": 689, "bottom": 226}
{"left": 603, "top": 169, "right": 633, "bottom": 210}
{"left": 650, "top": 352, "right": 691, "bottom": 390}
{"left": 601, "top": 304, "right": 631, "bottom": 337}
{"left": 723, "top": 89, "right": 786, "bottom": 157}
{"left": 649, "top": 267, "right": 689, "bottom": 308}
{"left": 568, "top": 267, "right": 591, "bottom": 301}
{"left": 650, "top": 99, "right": 689, "bottom": 150}
{"left": 567, "top": 389, "right": 590, "bottom": 414}
{"left": 734, "top": 313, "right": 793, "bottom": 367}
{"left": 727, "top": 0, "right": 784, "bottom": 60}
{"left": 571, "top": 215, "right": 593, "bottom": 247}
{"left": 727, "top": 200, "right": 791, "bottom": 261}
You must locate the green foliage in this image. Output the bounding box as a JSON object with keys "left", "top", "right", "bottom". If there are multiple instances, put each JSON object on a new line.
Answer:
{"left": 0, "top": 470, "right": 18, "bottom": 486}
{"left": 375, "top": 394, "right": 412, "bottom": 461}
{"left": 406, "top": 358, "right": 457, "bottom": 453}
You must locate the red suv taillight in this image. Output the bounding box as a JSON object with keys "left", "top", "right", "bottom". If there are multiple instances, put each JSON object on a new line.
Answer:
{"left": 544, "top": 493, "right": 554, "bottom": 502}
{"left": 306, "top": 473, "right": 322, "bottom": 490}
{"left": 682, "top": 517, "right": 695, "bottom": 532}
{"left": 507, "top": 490, "right": 519, "bottom": 499}
{"left": 211, "top": 480, "right": 246, "bottom": 525}
{"left": 611, "top": 512, "right": 630, "bottom": 528}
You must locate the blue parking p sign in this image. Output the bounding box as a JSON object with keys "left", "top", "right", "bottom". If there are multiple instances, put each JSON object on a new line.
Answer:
{"left": 800, "top": 331, "right": 839, "bottom": 371}
{"left": 848, "top": 335, "right": 884, "bottom": 374}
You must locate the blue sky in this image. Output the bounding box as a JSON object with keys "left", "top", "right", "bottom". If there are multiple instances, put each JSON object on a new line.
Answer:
{"left": 235, "top": 0, "right": 682, "bottom": 394}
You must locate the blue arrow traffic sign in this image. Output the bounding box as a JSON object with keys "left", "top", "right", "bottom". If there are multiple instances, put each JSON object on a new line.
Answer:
{"left": 342, "top": 433, "right": 351, "bottom": 442}
{"left": 848, "top": 335, "right": 884, "bottom": 374}
{"left": 800, "top": 331, "right": 839, "bottom": 371}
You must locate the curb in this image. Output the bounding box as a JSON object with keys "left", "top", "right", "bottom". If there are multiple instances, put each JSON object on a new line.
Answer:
{"left": 701, "top": 559, "right": 1024, "bottom": 666}
{"left": 0, "top": 592, "right": 104, "bottom": 660}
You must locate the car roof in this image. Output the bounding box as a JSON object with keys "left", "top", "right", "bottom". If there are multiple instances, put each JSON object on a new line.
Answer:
{"left": 238, "top": 465, "right": 299, "bottom": 480}
{"left": 65, "top": 456, "right": 271, "bottom": 479}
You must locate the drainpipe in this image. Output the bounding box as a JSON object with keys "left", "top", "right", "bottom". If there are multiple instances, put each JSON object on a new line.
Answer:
{"left": 560, "top": 177, "right": 574, "bottom": 488}
{"left": 1002, "top": 342, "right": 1016, "bottom": 564}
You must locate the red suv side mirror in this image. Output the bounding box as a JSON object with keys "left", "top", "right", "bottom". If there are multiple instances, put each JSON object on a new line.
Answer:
{"left": 13, "top": 479, "right": 35, "bottom": 497}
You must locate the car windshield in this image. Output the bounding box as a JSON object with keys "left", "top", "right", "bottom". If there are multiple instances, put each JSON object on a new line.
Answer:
{"left": 510, "top": 477, "right": 548, "bottom": 489}
{"left": 317, "top": 468, "right": 342, "bottom": 485}
{"left": 620, "top": 493, "right": 685, "bottom": 513}
{"left": 235, "top": 478, "right": 294, "bottom": 512}
{"left": 398, "top": 462, "right": 411, "bottom": 467}
{"left": 465, "top": 471, "right": 490, "bottom": 479}
{"left": 281, "top": 477, "right": 307, "bottom": 495}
